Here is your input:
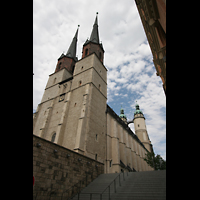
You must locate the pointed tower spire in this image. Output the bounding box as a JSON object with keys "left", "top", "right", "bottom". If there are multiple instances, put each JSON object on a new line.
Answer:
{"left": 89, "top": 12, "right": 99, "bottom": 44}
{"left": 66, "top": 25, "right": 80, "bottom": 60}
{"left": 82, "top": 13, "right": 104, "bottom": 63}
{"left": 55, "top": 26, "right": 80, "bottom": 74}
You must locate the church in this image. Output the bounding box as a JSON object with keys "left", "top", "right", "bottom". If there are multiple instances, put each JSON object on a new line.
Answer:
{"left": 33, "top": 14, "right": 154, "bottom": 173}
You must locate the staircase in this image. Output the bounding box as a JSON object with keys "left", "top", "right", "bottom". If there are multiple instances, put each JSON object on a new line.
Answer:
{"left": 71, "top": 170, "right": 166, "bottom": 200}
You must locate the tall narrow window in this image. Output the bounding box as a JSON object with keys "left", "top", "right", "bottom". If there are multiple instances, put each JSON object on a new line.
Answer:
{"left": 72, "top": 65, "right": 75, "bottom": 73}
{"left": 99, "top": 52, "right": 102, "bottom": 59}
{"left": 95, "top": 154, "right": 97, "bottom": 160}
{"left": 51, "top": 133, "right": 56, "bottom": 143}
{"left": 58, "top": 62, "right": 62, "bottom": 70}
{"left": 85, "top": 48, "right": 88, "bottom": 56}
{"left": 110, "top": 160, "right": 112, "bottom": 167}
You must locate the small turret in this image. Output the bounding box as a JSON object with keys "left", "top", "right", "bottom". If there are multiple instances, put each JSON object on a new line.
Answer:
{"left": 119, "top": 106, "right": 127, "bottom": 124}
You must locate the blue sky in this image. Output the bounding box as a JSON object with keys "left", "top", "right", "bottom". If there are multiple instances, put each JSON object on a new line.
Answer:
{"left": 33, "top": 0, "right": 166, "bottom": 160}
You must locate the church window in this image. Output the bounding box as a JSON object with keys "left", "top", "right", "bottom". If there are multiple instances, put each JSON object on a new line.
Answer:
{"left": 99, "top": 52, "right": 102, "bottom": 59}
{"left": 99, "top": 84, "right": 101, "bottom": 91}
{"left": 95, "top": 154, "right": 97, "bottom": 160}
{"left": 110, "top": 160, "right": 112, "bottom": 167}
{"left": 51, "top": 133, "right": 56, "bottom": 143}
{"left": 79, "top": 81, "right": 82, "bottom": 86}
{"left": 74, "top": 103, "right": 77, "bottom": 107}
{"left": 81, "top": 66, "right": 84, "bottom": 70}
{"left": 58, "top": 62, "right": 62, "bottom": 70}
{"left": 85, "top": 48, "right": 88, "bottom": 56}
{"left": 138, "top": 124, "right": 140, "bottom": 127}
{"left": 96, "top": 134, "right": 98, "bottom": 141}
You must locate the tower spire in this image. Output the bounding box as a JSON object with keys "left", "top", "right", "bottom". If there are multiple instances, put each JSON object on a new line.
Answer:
{"left": 55, "top": 26, "right": 80, "bottom": 74}
{"left": 66, "top": 25, "right": 80, "bottom": 60}
{"left": 89, "top": 12, "right": 99, "bottom": 43}
{"left": 82, "top": 13, "right": 104, "bottom": 63}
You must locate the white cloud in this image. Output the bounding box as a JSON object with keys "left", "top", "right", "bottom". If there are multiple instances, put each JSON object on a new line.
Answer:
{"left": 33, "top": 0, "right": 166, "bottom": 160}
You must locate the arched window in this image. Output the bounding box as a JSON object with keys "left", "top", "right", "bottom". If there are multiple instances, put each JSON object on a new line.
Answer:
{"left": 85, "top": 48, "right": 88, "bottom": 56}
{"left": 51, "top": 133, "right": 56, "bottom": 142}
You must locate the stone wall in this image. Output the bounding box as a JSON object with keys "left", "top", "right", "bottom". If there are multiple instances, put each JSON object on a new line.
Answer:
{"left": 33, "top": 135, "right": 104, "bottom": 200}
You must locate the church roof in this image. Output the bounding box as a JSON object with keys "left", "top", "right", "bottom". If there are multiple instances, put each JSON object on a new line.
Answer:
{"left": 65, "top": 26, "right": 79, "bottom": 60}
{"left": 83, "top": 13, "right": 104, "bottom": 52}
{"left": 89, "top": 14, "right": 99, "bottom": 43}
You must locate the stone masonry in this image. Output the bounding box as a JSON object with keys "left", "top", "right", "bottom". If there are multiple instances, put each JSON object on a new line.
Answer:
{"left": 33, "top": 135, "right": 104, "bottom": 200}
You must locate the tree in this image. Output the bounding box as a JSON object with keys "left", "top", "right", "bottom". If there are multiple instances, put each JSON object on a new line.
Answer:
{"left": 144, "top": 152, "right": 166, "bottom": 170}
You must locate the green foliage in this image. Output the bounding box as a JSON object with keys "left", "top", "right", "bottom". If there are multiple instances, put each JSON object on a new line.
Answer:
{"left": 144, "top": 152, "right": 166, "bottom": 170}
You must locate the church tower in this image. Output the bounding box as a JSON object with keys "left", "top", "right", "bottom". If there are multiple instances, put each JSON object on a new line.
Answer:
{"left": 62, "top": 13, "right": 107, "bottom": 163}
{"left": 33, "top": 14, "right": 107, "bottom": 164}
{"left": 33, "top": 27, "right": 79, "bottom": 140}
{"left": 82, "top": 12, "right": 104, "bottom": 63}
{"left": 133, "top": 103, "right": 153, "bottom": 153}
{"left": 55, "top": 26, "right": 79, "bottom": 74}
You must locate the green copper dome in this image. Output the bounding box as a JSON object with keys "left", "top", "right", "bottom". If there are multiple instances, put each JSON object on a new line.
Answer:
{"left": 134, "top": 103, "right": 143, "bottom": 115}
{"left": 119, "top": 107, "right": 127, "bottom": 119}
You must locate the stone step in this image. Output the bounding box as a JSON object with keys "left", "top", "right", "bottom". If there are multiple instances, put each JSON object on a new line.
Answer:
{"left": 71, "top": 170, "right": 166, "bottom": 200}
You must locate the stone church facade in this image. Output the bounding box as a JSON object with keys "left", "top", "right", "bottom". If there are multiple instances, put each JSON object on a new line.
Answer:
{"left": 33, "top": 14, "right": 154, "bottom": 173}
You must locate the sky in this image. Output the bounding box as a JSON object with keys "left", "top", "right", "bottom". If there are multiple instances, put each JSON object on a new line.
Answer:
{"left": 33, "top": 0, "right": 166, "bottom": 160}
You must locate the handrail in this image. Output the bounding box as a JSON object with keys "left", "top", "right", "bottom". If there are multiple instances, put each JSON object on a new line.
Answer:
{"left": 101, "top": 172, "right": 123, "bottom": 195}
{"left": 79, "top": 171, "right": 128, "bottom": 200}
{"left": 63, "top": 171, "right": 98, "bottom": 200}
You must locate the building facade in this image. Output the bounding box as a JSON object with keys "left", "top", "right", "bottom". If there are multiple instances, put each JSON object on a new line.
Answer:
{"left": 135, "top": 0, "right": 166, "bottom": 95}
{"left": 33, "top": 14, "right": 154, "bottom": 173}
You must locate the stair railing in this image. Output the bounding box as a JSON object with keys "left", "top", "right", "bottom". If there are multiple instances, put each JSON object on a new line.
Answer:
{"left": 63, "top": 171, "right": 99, "bottom": 200}
{"left": 79, "top": 171, "right": 128, "bottom": 200}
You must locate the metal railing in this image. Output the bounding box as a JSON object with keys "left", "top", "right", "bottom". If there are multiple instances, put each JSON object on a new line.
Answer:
{"left": 77, "top": 171, "right": 129, "bottom": 200}
{"left": 65, "top": 171, "right": 97, "bottom": 200}
{"left": 34, "top": 171, "right": 130, "bottom": 200}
